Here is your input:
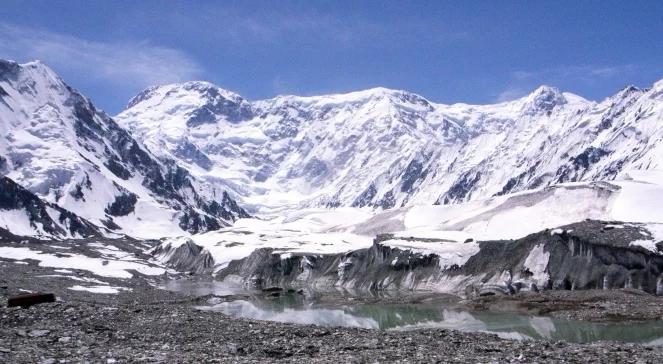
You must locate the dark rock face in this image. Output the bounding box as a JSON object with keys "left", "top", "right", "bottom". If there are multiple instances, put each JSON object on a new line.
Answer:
{"left": 437, "top": 170, "right": 482, "bottom": 205}
{"left": 178, "top": 191, "right": 250, "bottom": 233}
{"left": 174, "top": 141, "right": 213, "bottom": 170}
{"left": 495, "top": 163, "right": 540, "bottom": 196}
{"left": 151, "top": 239, "right": 215, "bottom": 274}
{"left": 0, "top": 177, "right": 102, "bottom": 238}
{"left": 0, "top": 155, "right": 7, "bottom": 174}
{"left": 178, "top": 209, "right": 221, "bottom": 234}
{"left": 208, "top": 220, "right": 663, "bottom": 297}
{"left": 378, "top": 190, "right": 396, "bottom": 209}
{"left": 555, "top": 147, "right": 611, "bottom": 183}
{"left": 351, "top": 184, "right": 377, "bottom": 208}
{"left": 69, "top": 174, "right": 92, "bottom": 201}
{"left": 400, "top": 158, "right": 427, "bottom": 194}
{"left": 0, "top": 59, "right": 20, "bottom": 82}
{"left": 105, "top": 193, "right": 138, "bottom": 217}
{"left": 220, "top": 192, "right": 251, "bottom": 220}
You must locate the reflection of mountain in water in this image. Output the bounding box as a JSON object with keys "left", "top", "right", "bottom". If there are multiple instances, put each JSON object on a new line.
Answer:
{"left": 197, "top": 293, "right": 663, "bottom": 345}
{"left": 199, "top": 300, "right": 379, "bottom": 329}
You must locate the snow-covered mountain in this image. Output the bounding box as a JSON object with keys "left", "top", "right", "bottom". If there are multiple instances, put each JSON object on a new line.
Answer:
{"left": 2, "top": 57, "right": 662, "bottom": 239}
{"left": 0, "top": 176, "right": 104, "bottom": 239}
{"left": 0, "top": 60, "right": 248, "bottom": 238}
{"left": 117, "top": 77, "right": 663, "bottom": 213}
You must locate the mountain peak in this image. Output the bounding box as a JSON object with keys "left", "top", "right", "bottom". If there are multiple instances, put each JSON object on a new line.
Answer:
{"left": 266, "top": 86, "right": 433, "bottom": 112}
{"left": 530, "top": 85, "right": 564, "bottom": 99}
{"left": 178, "top": 81, "right": 243, "bottom": 99}
{"left": 0, "top": 59, "right": 21, "bottom": 77}
{"left": 127, "top": 81, "right": 245, "bottom": 109}
{"left": 124, "top": 81, "right": 253, "bottom": 126}
{"left": 612, "top": 85, "right": 644, "bottom": 100}
{"left": 22, "top": 59, "right": 47, "bottom": 68}
{"left": 521, "top": 85, "right": 567, "bottom": 114}
{"left": 0, "top": 59, "right": 60, "bottom": 83}
{"left": 335, "top": 86, "right": 428, "bottom": 102}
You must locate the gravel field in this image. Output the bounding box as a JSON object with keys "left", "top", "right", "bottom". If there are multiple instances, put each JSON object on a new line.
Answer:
{"left": 2, "top": 257, "right": 663, "bottom": 363}
{"left": 3, "top": 297, "right": 663, "bottom": 363}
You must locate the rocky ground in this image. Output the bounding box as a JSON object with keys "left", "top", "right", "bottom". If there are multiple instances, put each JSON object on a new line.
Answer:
{"left": 3, "top": 239, "right": 663, "bottom": 363}
{"left": 3, "top": 294, "right": 663, "bottom": 363}
{"left": 0, "top": 262, "right": 662, "bottom": 363}
{"left": 464, "top": 288, "right": 663, "bottom": 322}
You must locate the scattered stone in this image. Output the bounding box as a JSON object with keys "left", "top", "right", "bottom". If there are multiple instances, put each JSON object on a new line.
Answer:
{"left": 2, "top": 238, "right": 663, "bottom": 363}
{"left": 28, "top": 330, "right": 50, "bottom": 338}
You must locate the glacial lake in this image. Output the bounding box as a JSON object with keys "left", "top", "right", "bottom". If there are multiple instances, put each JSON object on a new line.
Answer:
{"left": 163, "top": 280, "right": 663, "bottom": 345}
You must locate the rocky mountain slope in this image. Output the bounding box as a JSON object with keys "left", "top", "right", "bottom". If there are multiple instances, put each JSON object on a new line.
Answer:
{"left": 0, "top": 60, "right": 248, "bottom": 238}
{"left": 0, "top": 176, "right": 104, "bottom": 239}
{"left": 117, "top": 78, "right": 663, "bottom": 213}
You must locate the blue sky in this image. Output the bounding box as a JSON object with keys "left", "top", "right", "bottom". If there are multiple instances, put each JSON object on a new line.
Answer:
{"left": 1, "top": 0, "right": 662, "bottom": 114}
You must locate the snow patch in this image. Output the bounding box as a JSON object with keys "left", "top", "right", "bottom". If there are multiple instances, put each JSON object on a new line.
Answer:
{"left": 0, "top": 246, "right": 165, "bottom": 278}
{"left": 523, "top": 244, "right": 550, "bottom": 286}
{"left": 68, "top": 285, "right": 130, "bottom": 294}
{"left": 380, "top": 238, "right": 480, "bottom": 269}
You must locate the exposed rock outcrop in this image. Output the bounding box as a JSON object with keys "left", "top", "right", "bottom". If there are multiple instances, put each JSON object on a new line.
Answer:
{"left": 0, "top": 176, "right": 104, "bottom": 238}
{"left": 207, "top": 220, "right": 663, "bottom": 297}
{"left": 151, "top": 239, "right": 215, "bottom": 274}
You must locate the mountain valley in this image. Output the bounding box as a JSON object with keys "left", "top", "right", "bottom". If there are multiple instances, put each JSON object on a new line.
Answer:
{"left": 2, "top": 58, "right": 663, "bottom": 362}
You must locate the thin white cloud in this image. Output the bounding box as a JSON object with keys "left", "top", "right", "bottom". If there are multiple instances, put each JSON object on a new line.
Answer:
{"left": 164, "top": 7, "right": 470, "bottom": 47}
{"left": 495, "top": 64, "right": 638, "bottom": 102}
{"left": 0, "top": 22, "right": 203, "bottom": 89}
{"left": 511, "top": 64, "right": 636, "bottom": 83}
{"left": 495, "top": 87, "right": 528, "bottom": 103}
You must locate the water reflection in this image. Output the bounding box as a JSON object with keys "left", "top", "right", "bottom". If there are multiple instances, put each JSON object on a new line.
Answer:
{"left": 160, "top": 279, "right": 244, "bottom": 296}
{"left": 198, "top": 294, "right": 663, "bottom": 345}
{"left": 160, "top": 279, "right": 663, "bottom": 345}
{"left": 200, "top": 300, "right": 380, "bottom": 329}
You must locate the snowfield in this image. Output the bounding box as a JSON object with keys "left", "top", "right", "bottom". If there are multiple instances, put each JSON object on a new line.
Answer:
{"left": 0, "top": 246, "right": 165, "bottom": 278}
{"left": 153, "top": 173, "right": 663, "bottom": 273}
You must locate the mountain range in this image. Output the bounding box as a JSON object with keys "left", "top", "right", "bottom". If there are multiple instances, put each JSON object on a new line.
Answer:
{"left": 0, "top": 60, "right": 247, "bottom": 239}
{"left": 1, "top": 58, "right": 663, "bottom": 239}
{"left": 116, "top": 72, "right": 663, "bottom": 214}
